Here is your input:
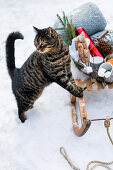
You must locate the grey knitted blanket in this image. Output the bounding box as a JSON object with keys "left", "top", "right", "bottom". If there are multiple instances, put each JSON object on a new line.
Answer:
{"left": 54, "top": 2, "right": 106, "bottom": 36}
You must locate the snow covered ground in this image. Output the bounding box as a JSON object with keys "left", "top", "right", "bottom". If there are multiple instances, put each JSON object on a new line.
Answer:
{"left": 0, "top": 0, "right": 113, "bottom": 169}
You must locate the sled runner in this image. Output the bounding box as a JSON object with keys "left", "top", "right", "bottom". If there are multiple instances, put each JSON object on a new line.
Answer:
{"left": 70, "top": 79, "right": 113, "bottom": 137}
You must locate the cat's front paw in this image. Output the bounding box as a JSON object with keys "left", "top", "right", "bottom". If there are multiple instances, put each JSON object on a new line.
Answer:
{"left": 75, "top": 87, "right": 83, "bottom": 97}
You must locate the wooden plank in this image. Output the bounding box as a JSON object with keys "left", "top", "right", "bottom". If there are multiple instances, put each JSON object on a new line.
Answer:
{"left": 108, "top": 82, "right": 113, "bottom": 89}
{"left": 91, "top": 78, "right": 96, "bottom": 83}
{"left": 75, "top": 80, "right": 87, "bottom": 124}
{"left": 71, "top": 102, "right": 78, "bottom": 128}
{"left": 70, "top": 97, "right": 91, "bottom": 137}
{"left": 84, "top": 79, "right": 92, "bottom": 91}
{"left": 96, "top": 81, "right": 104, "bottom": 90}
{"left": 70, "top": 94, "right": 76, "bottom": 103}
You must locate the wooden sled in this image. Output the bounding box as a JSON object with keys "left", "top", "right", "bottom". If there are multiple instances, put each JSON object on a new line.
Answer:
{"left": 70, "top": 79, "right": 113, "bottom": 137}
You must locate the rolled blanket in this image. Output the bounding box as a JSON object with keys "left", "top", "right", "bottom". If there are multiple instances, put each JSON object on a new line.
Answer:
{"left": 54, "top": 2, "right": 107, "bottom": 36}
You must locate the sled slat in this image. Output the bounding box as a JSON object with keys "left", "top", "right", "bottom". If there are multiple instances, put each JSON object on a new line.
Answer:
{"left": 91, "top": 78, "right": 96, "bottom": 83}
{"left": 75, "top": 80, "right": 87, "bottom": 124}
{"left": 71, "top": 102, "right": 78, "bottom": 127}
{"left": 70, "top": 94, "right": 76, "bottom": 103}
{"left": 108, "top": 82, "right": 113, "bottom": 89}
{"left": 85, "top": 79, "right": 92, "bottom": 91}
{"left": 96, "top": 81, "right": 104, "bottom": 90}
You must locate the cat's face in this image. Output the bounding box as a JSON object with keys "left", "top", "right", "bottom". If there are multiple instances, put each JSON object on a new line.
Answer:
{"left": 33, "top": 27, "right": 58, "bottom": 53}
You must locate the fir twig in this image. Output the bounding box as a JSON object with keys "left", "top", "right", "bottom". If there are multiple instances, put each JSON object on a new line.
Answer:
{"left": 63, "top": 11, "right": 66, "bottom": 26}
{"left": 56, "top": 14, "right": 65, "bottom": 27}
{"left": 55, "top": 12, "right": 76, "bottom": 46}
{"left": 55, "top": 28, "right": 64, "bottom": 30}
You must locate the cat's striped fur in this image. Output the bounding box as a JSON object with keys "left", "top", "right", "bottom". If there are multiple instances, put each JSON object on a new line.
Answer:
{"left": 6, "top": 27, "right": 83, "bottom": 123}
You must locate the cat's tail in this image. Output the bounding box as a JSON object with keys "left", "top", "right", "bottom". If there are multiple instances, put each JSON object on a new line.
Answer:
{"left": 6, "top": 32, "right": 24, "bottom": 78}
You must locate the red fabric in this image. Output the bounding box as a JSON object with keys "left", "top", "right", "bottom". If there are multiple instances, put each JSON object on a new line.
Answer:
{"left": 76, "top": 27, "right": 104, "bottom": 61}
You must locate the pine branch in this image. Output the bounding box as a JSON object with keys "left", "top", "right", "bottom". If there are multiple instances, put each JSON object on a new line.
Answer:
{"left": 70, "top": 23, "right": 76, "bottom": 38}
{"left": 63, "top": 11, "right": 66, "bottom": 25}
{"left": 55, "top": 12, "right": 76, "bottom": 46}
{"left": 70, "top": 15, "right": 73, "bottom": 24}
{"left": 57, "top": 14, "right": 65, "bottom": 27}
{"left": 55, "top": 28, "right": 65, "bottom": 30}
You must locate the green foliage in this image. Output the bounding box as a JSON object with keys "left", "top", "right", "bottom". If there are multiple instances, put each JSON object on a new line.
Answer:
{"left": 55, "top": 12, "right": 76, "bottom": 46}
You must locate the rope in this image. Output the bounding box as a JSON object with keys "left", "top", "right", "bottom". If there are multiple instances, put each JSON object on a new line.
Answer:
{"left": 90, "top": 163, "right": 113, "bottom": 170}
{"left": 90, "top": 116, "right": 113, "bottom": 145}
{"left": 91, "top": 118, "right": 113, "bottom": 122}
{"left": 60, "top": 147, "right": 80, "bottom": 170}
{"left": 60, "top": 146, "right": 113, "bottom": 170}
{"left": 86, "top": 161, "right": 113, "bottom": 170}
{"left": 104, "top": 116, "right": 113, "bottom": 145}
{"left": 87, "top": 117, "right": 113, "bottom": 170}
{"left": 60, "top": 117, "right": 113, "bottom": 170}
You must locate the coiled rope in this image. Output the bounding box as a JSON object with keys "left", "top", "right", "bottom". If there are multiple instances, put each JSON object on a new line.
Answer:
{"left": 60, "top": 117, "right": 113, "bottom": 170}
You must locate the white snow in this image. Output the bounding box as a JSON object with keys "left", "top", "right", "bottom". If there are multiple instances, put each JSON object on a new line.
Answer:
{"left": 0, "top": 0, "right": 113, "bottom": 170}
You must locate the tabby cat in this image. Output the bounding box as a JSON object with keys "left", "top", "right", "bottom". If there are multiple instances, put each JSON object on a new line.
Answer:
{"left": 6, "top": 27, "right": 83, "bottom": 123}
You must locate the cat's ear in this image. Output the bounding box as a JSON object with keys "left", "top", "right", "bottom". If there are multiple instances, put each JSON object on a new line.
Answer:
{"left": 33, "top": 26, "right": 40, "bottom": 33}
{"left": 47, "top": 27, "right": 56, "bottom": 37}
